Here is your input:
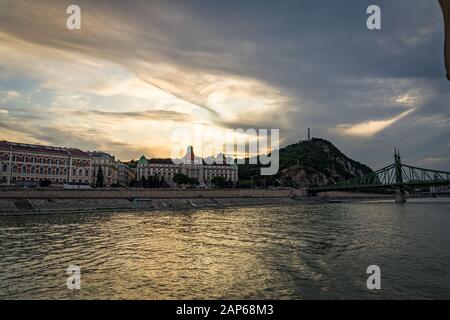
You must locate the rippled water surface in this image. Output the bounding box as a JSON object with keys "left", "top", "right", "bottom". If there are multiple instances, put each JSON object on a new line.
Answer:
{"left": 1, "top": 202, "right": 450, "bottom": 299}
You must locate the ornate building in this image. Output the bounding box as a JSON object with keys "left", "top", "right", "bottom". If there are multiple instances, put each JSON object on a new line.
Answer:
{"left": 0, "top": 140, "right": 92, "bottom": 186}
{"left": 136, "top": 146, "right": 238, "bottom": 187}
{"left": 89, "top": 151, "right": 118, "bottom": 187}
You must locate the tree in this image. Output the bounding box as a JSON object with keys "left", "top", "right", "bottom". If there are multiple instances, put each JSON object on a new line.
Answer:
{"left": 154, "top": 175, "right": 161, "bottom": 188}
{"left": 238, "top": 180, "right": 255, "bottom": 189}
{"left": 173, "top": 173, "right": 190, "bottom": 187}
{"left": 160, "top": 176, "right": 166, "bottom": 188}
{"left": 40, "top": 179, "right": 51, "bottom": 188}
{"left": 147, "top": 175, "right": 153, "bottom": 188}
{"left": 189, "top": 177, "right": 199, "bottom": 186}
{"left": 96, "top": 167, "right": 104, "bottom": 188}
{"left": 140, "top": 176, "right": 147, "bottom": 188}
{"left": 211, "top": 176, "right": 226, "bottom": 188}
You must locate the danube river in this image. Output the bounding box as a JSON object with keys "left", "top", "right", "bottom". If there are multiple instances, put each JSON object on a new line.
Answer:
{"left": 1, "top": 201, "right": 449, "bottom": 299}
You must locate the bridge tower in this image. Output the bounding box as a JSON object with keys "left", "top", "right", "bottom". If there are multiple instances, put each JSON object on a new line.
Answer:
{"left": 394, "top": 148, "right": 407, "bottom": 203}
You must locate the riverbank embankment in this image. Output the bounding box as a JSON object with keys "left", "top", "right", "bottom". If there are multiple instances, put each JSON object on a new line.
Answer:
{"left": 0, "top": 188, "right": 398, "bottom": 215}
{"left": 0, "top": 189, "right": 307, "bottom": 215}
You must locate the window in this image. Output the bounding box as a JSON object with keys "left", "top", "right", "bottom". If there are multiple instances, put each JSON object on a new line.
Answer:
{"left": 31, "top": 166, "right": 35, "bottom": 174}
{"left": 2, "top": 163, "right": 7, "bottom": 173}
{"left": 39, "top": 167, "right": 44, "bottom": 174}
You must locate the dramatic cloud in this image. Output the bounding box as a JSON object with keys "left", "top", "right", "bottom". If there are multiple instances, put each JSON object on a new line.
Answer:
{"left": 333, "top": 109, "right": 415, "bottom": 137}
{"left": 0, "top": 0, "right": 448, "bottom": 169}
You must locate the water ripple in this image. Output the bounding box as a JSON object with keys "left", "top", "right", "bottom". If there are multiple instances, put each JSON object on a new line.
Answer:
{"left": 1, "top": 203, "right": 450, "bottom": 299}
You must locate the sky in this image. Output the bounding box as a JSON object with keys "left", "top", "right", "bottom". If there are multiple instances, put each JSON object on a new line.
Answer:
{"left": 0, "top": 0, "right": 449, "bottom": 170}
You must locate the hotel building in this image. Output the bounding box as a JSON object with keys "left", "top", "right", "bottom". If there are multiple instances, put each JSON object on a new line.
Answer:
{"left": 136, "top": 146, "right": 239, "bottom": 186}
{"left": 0, "top": 140, "right": 92, "bottom": 186}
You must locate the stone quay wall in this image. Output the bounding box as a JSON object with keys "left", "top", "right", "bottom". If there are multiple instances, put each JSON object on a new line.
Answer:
{"left": 0, "top": 188, "right": 307, "bottom": 200}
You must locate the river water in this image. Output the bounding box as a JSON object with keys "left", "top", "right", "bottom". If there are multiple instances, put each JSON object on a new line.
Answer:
{"left": 0, "top": 201, "right": 449, "bottom": 299}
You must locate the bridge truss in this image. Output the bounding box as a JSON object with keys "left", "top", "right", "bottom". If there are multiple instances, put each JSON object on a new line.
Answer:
{"left": 309, "top": 158, "right": 450, "bottom": 193}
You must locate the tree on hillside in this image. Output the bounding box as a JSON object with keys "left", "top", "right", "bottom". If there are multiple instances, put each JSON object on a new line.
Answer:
{"left": 96, "top": 167, "right": 104, "bottom": 188}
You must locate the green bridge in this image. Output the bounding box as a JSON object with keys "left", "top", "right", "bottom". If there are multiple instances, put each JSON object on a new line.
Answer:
{"left": 308, "top": 149, "right": 450, "bottom": 203}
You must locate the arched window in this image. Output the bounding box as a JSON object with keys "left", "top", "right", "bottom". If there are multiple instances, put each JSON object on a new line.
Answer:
{"left": 2, "top": 163, "right": 7, "bottom": 173}
{"left": 30, "top": 166, "right": 35, "bottom": 174}
{"left": 39, "top": 167, "right": 44, "bottom": 175}
{"left": 13, "top": 165, "right": 18, "bottom": 173}
{"left": 56, "top": 168, "right": 60, "bottom": 175}
{"left": 78, "top": 168, "right": 83, "bottom": 176}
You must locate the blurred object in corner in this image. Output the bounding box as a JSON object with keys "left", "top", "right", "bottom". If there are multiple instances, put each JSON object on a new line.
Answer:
{"left": 439, "top": 0, "right": 450, "bottom": 80}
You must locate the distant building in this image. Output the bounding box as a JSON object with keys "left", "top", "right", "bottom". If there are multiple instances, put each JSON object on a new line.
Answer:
{"left": 89, "top": 151, "right": 118, "bottom": 187}
{"left": 117, "top": 162, "right": 136, "bottom": 187}
{"left": 136, "top": 146, "right": 238, "bottom": 187}
{"left": 137, "top": 156, "right": 179, "bottom": 185}
{"left": 0, "top": 140, "right": 92, "bottom": 186}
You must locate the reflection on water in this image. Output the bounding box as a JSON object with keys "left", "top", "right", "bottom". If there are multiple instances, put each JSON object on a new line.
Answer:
{"left": 0, "top": 202, "right": 450, "bottom": 299}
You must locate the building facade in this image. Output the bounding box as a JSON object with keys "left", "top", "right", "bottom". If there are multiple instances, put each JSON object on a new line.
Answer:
{"left": 136, "top": 146, "right": 238, "bottom": 187}
{"left": 90, "top": 151, "right": 118, "bottom": 187}
{"left": 117, "top": 162, "right": 136, "bottom": 187}
{"left": 0, "top": 141, "right": 92, "bottom": 186}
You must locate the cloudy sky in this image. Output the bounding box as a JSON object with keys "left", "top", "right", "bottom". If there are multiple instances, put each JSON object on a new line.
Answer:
{"left": 0, "top": 0, "right": 449, "bottom": 170}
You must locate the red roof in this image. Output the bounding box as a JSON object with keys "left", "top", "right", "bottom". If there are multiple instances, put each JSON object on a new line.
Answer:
{"left": 0, "top": 141, "right": 91, "bottom": 158}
